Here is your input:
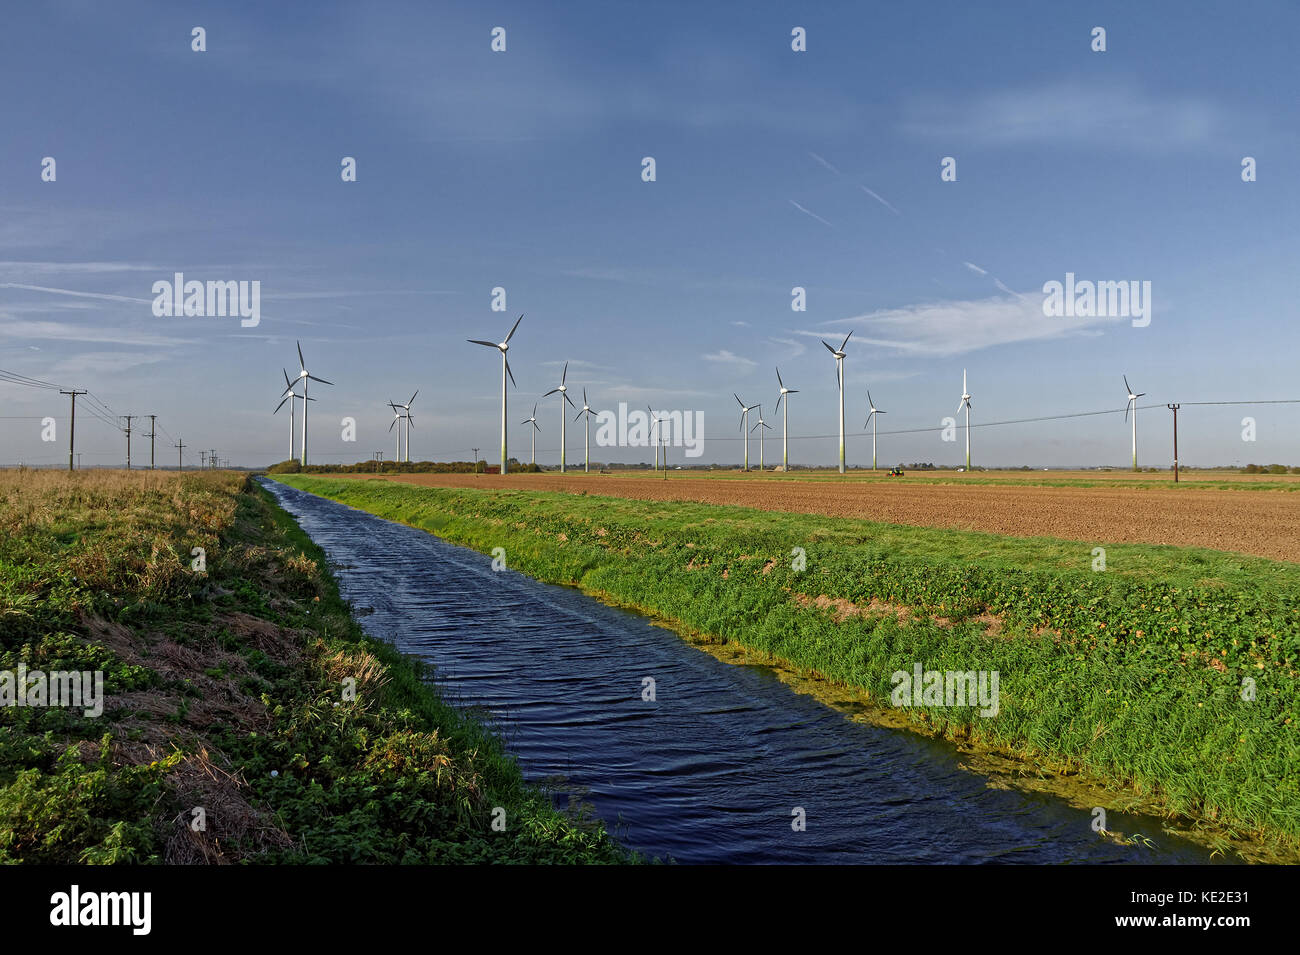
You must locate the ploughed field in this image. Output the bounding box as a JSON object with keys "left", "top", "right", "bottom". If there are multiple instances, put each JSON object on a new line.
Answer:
{"left": 327, "top": 472, "right": 1300, "bottom": 563}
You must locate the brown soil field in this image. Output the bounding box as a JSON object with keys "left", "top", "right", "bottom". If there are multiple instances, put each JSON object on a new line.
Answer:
{"left": 323, "top": 472, "right": 1300, "bottom": 563}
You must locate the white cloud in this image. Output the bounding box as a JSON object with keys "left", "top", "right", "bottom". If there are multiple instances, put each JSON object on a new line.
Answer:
{"left": 902, "top": 80, "right": 1225, "bottom": 152}
{"left": 703, "top": 349, "right": 757, "bottom": 368}
{"left": 768, "top": 337, "right": 806, "bottom": 357}
{"left": 801, "top": 293, "right": 1125, "bottom": 358}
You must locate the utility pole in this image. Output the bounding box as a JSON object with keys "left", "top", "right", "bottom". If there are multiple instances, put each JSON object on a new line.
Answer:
{"left": 199, "top": 450, "right": 208, "bottom": 469}
{"left": 123, "top": 415, "right": 134, "bottom": 470}
{"left": 175, "top": 439, "right": 185, "bottom": 471}
{"left": 1167, "top": 403, "right": 1181, "bottom": 483}
{"left": 58, "top": 390, "right": 86, "bottom": 471}
{"left": 146, "top": 415, "right": 156, "bottom": 469}
{"left": 209, "top": 449, "right": 217, "bottom": 470}
{"left": 76, "top": 453, "right": 81, "bottom": 469}
{"left": 472, "top": 447, "right": 480, "bottom": 475}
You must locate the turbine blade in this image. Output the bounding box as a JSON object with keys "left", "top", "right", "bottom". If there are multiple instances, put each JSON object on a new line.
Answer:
{"left": 751, "top": 420, "right": 760, "bottom": 432}
{"left": 788, "top": 389, "right": 799, "bottom": 394}
{"left": 1124, "top": 374, "right": 1132, "bottom": 395}
{"left": 574, "top": 409, "right": 584, "bottom": 423}
{"left": 775, "top": 394, "right": 782, "bottom": 411}
{"left": 388, "top": 418, "right": 396, "bottom": 432}
{"left": 409, "top": 390, "right": 418, "bottom": 406}
{"left": 543, "top": 388, "right": 559, "bottom": 397}
{"left": 776, "top": 367, "right": 784, "bottom": 388}
{"left": 562, "top": 361, "right": 568, "bottom": 385}
{"left": 867, "top": 390, "right": 874, "bottom": 408}
{"left": 565, "top": 392, "right": 576, "bottom": 408}
{"left": 821, "top": 340, "right": 836, "bottom": 355}
{"left": 308, "top": 375, "right": 333, "bottom": 385}
{"left": 505, "top": 357, "right": 516, "bottom": 388}
{"left": 283, "top": 367, "right": 292, "bottom": 389}
{"left": 840, "top": 330, "right": 853, "bottom": 351}
{"left": 297, "top": 341, "right": 305, "bottom": 370}
{"left": 532, "top": 403, "right": 538, "bottom": 416}
{"left": 273, "top": 394, "right": 290, "bottom": 414}
{"left": 1137, "top": 392, "right": 1146, "bottom": 398}
{"left": 468, "top": 339, "right": 498, "bottom": 347}
{"left": 504, "top": 313, "right": 523, "bottom": 344}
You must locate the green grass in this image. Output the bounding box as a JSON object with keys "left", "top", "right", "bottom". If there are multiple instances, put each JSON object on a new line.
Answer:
{"left": 276, "top": 474, "right": 1300, "bottom": 859}
{"left": 0, "top": 469, "right": 630, "bottom": 864}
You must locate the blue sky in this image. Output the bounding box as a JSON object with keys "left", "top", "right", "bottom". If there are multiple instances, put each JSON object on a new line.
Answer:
{"left": 1, "top": 0, "right": 1296, "bottom": 468}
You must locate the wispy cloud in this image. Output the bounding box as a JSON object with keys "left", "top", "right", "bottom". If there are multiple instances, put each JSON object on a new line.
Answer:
{"left": 703, "top": 349, "right": 757, "bottom": 368}
{"left": 768, "top": 336, "right": 806, "bottom": 357}
{"left": 902, "top": 79, "right": 1226, "bottom": 152}
{"left": 0, "top": 317, "right": 188, "bottom": 348}
{"left": 799, "top": 293, "right": 1124, "bottom": 358}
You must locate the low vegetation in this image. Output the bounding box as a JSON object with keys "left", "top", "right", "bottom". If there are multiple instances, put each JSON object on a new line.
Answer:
{"left": 276, "top": 475, "right": 1300, "bottom": 860}
{"left": 0, "top": 469, "right": 628, "bottom": 864}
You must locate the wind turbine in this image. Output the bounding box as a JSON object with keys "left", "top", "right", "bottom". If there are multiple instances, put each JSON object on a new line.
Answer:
{"left": 956, "top": 369, "right": 972, "bottom": 471}
{"left": 751, "top": 406, "right": 772, "bottom": 471}
{"left": 387, "top": 401, "right": 406, "bottom": 462}
{"left": 521, "top": 404, "right": 541, "bottom": 467}
{"left": 735, "top": 394, "right": 759, "bottom": 471}
{"left": 821, "top": 331, "right": 852, "bottom": 473}
{"left": 575, "top": 389, "right": 597, "bottom": 472}
{"left": 543, "top": 361, "right": 576, "bottom": 472}
{"left": 1124, "top": 375, "right": 1146, "bottom": 472}
{"left": 273, "top": 368, "right": 312, "bottom": 462}
{"left": 647, "top": 406, "right": 665, "bottom": 471}
{"left": 468, "top": 314, "right": 523, "bottom": 474}
{"left": 865, "top": 391, "right": 886, "bottom": 471}
{"left": 774, "top": 367, "right": 798, "bottom": 471}
{"left": 292, "top": 341, "right": 333, "bottom": 466}
{"left": 394, "top": 390, "right": 418, "bottom": 462}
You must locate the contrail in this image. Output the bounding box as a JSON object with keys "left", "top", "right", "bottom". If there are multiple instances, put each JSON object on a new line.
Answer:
{"left": 857, "top": 184, "right": 901, "bottom": 216}
{"left": 0, "top": 283, "right": 152, "bottom": 304}
{"left": 788, "top": 200, "right": 834, "bottom": 228}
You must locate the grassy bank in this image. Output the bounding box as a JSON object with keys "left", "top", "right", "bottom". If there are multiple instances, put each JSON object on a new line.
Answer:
{"left": 276, "top": 474, "right": 1300, "bottom": 860}
{"left": 0, "top": 469, "right": 629, "bottom": 863}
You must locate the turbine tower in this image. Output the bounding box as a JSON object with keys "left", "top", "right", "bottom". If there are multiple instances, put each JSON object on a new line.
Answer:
{"left": 273, "top": 367, "right": 311, "bottom": 462}
{"left": 957, "top": 369, "right": 972, "bottom": 471}
{"left": 647, "top": 406, "right": 665, "bottom": 471}
{"left": 521, "top": 404, "right": 541, "bottom": 467}
{"left": 1124, "top": 375, "right": 1146, "bottom": 472}
{"left": 468, "top": 314, "right": 523, "bottom": 475}
{"left": 735, "top": 394, "right": 758, "bottom": 471}
{"left": 543, "top": 361, "right": 576, "bottom": 472}
{"left": 865, "top": 391, "right": 886, "bottom": 471}
{"left": 821, "top": 331, "right": 852, "bottom": 473}
{"left": 394, "top": 390, "right": 418, "bottom": 463}
{"left": 293, "top": 341, "right": 332, "bottom": 466}
{"left": 774, "top": 367, "right": 798, "bottom": 471}
{"left": 575, "top": 389, "right": 597, "bottom": 472}
{"left": 388, "top": 401, "right": 406, "bottom": 462}
{"left": 751, "top": 406, "right": 772, "bottom": 471}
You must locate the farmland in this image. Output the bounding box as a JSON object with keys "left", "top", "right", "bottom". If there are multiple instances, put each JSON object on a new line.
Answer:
{"left": 320, "top": 470, "right": 1300, "bottom": 563}
{"left": 276, "top": 472, "right": 1300, "bottom": 861}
